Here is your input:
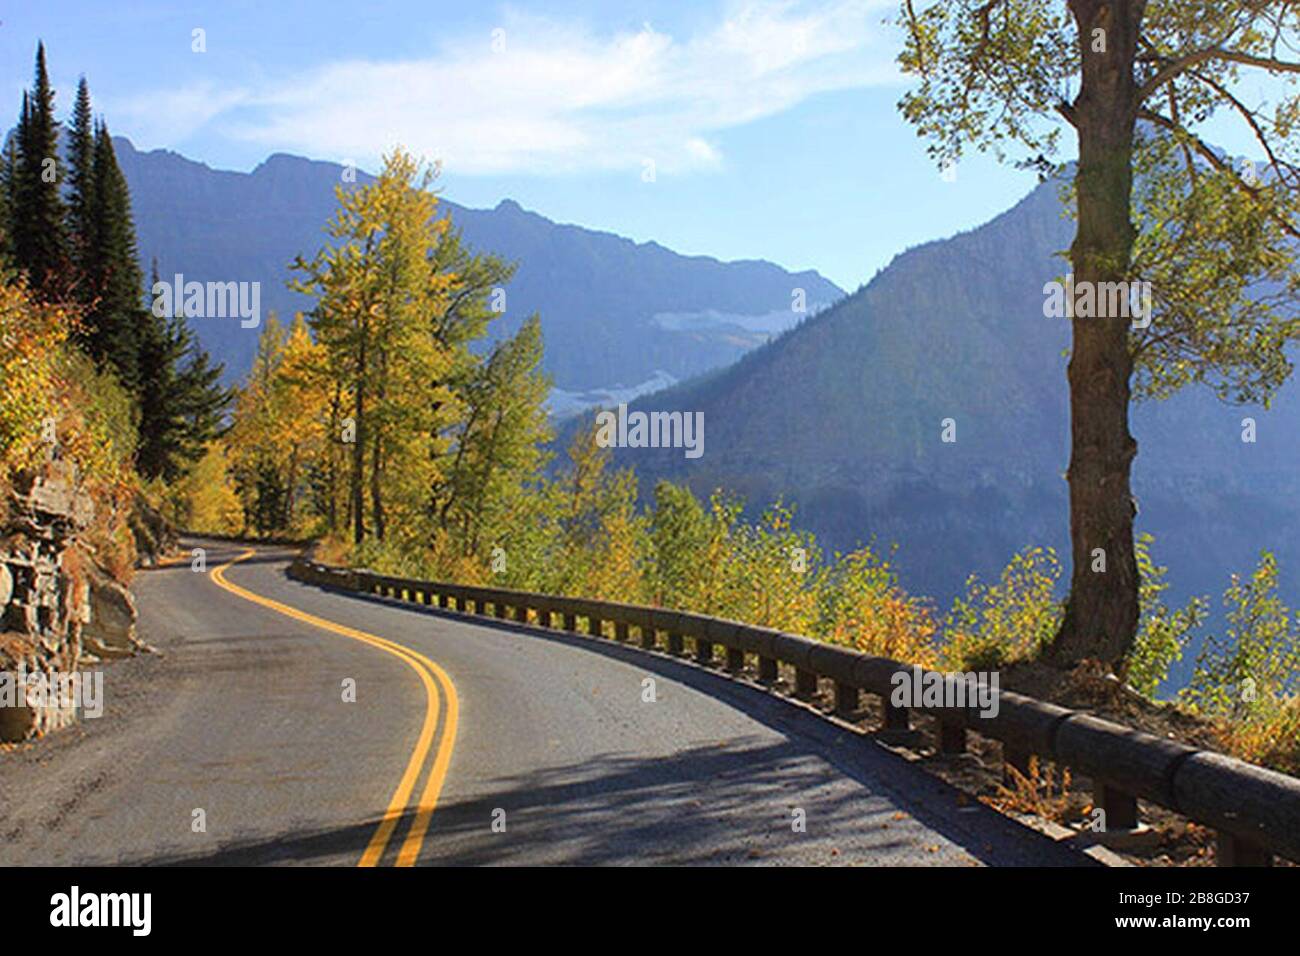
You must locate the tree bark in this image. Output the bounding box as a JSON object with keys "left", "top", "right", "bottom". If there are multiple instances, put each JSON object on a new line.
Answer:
{"left": 1047, "top": 0, "right": 1145, "bottom": 669}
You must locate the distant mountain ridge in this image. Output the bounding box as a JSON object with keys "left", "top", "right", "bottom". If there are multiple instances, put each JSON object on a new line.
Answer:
{"left": 113, "top": 138, "right": 843, "bottom": 395}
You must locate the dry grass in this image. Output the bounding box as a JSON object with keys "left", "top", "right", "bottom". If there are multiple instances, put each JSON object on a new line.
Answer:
{"left": 984, "top": 755, "right": 1077, "bottom": 824}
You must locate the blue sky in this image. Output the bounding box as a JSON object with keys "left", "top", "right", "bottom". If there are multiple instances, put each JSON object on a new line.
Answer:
{"left": 0, "top": 1, "right": 1274, "bottom": 290}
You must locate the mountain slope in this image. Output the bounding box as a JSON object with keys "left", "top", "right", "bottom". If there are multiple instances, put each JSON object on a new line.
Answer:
{"left": 608, "top": 178, "right": 1300, "bottom": 668}
{"left": 114, "top": 139, "right": 842, "bottom": 394}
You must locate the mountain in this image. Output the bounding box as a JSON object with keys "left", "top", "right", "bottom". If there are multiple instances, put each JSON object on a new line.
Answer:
{"left": 599, "top": 178, "right": 1300, "bottom": 685}
{"left": 113, "top": 139, "right": 843, "bottom": 396}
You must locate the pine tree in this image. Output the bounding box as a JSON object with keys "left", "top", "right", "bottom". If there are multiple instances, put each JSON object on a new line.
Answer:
{"left": 11, "top": 43, "right": 67, "bottom": 296}
{"left": 0, "top": 132, "right": 16, "bottom": 272}
{"left": 65, "top": 77, "right": 96, "bottom": 297}
{"left": 84, "top": 120, "right": 143, "bottom": 390}
{"left": 136, "top": 262, "right": 232, "bottom": 481}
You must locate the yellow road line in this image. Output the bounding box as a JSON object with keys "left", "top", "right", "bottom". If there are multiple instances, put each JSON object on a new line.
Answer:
{"left": 209, "top": 549, "right": 458, "bottom": 867}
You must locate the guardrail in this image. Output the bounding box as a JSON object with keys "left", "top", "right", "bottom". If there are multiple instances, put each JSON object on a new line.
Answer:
{"left": 289, "top": 556, "right": 1300, "bottom": 866}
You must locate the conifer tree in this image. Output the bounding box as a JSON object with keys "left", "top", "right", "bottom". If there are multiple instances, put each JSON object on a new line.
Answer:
{"left": 11, "top": 43, "right": 67, "bottom": 295}
{"left": 65, "top": 77, "right": 96, "bottom": 295}
{"left": 0, "top": 133, "right": 15, "bottom": 271}
{"left": 84, "top": 120, "right": 143, "bottom": 390}
{"left": 136, "top": 261, "right": 232, "bottom": 481}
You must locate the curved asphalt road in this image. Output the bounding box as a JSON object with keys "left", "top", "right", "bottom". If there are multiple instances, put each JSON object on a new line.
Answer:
{"left": 0, "top": 539, "right": 1092, "bottom": 866}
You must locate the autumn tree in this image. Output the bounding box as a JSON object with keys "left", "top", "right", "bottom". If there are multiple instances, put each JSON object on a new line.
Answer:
{"left": 432, "top": 315, "right": 551, "bottom": 556}
{"left": 226, "top": 315, "right": 329, "bottom": 533}
{"left": 227, "top": 317, "right": 289, "bottom": 531}
{"left": 291, "top": 149, "right": 458, "bottom": 545}
{"left": 898, "top": 0, "right": 1300, "bottom": 669}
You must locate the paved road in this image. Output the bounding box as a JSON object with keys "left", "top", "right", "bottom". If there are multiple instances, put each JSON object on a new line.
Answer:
{"left": 0, "top": 539, "right": 1092, "bottom": 866}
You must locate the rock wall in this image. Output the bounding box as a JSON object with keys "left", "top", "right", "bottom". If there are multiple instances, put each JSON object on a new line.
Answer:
{"left": 0, "top": 460, "right": 142, "bottom": 741}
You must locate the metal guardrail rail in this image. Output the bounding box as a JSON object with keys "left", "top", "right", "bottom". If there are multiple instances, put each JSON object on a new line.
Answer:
{"left": 289, "top": 556, "right": 1300, "bottom": 866}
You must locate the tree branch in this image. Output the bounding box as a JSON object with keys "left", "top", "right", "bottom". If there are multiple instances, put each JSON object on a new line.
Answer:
{"left": 1137, "top": 108, "right": 1300, "bottom": 241}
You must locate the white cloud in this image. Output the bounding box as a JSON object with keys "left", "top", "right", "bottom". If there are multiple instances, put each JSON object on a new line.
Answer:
{"left": 113, "top": 82, "right": 251, "bottom": 146}
{"left": 132, "top": 0, "right": 901, "bottom": 176}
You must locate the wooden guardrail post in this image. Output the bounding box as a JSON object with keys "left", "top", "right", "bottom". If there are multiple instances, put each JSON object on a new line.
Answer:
{"left": 1095, "top": 782, "right": 1138, "bottom": 832}
{"left": 834, "top": 682, "right": 859, "bottom": 717}
{"left": 696, "top": 634, "right": 717, "bottom": 665}
{"left": 590, "top": 616, "right": 604, "bottom": 638}
{"left": 513, "top": 604, "right": 528, "bottom": 623}
{"left": 936, "top": 719, "right": 968, "bottom": 754}
{"left": 758, "top": 656, "right": 778, "bottom": 683}
{"left": 882, "top": 699, "right": 909, "bottom": 731}
{"left": 1216, "top": 833, "right": 1272, "bottom": 867}
{"left": 726, "top": 648, "right": 745, "bottom": 673}
{"left": 795, "top": 668, "right": 817, "bottom": 698}
{"left": 667, "top": 632, "right": 684, "bottom": 655}
{"left": 640, "top": 627, "right": 656, "bottom": 650}
{"left": 564, "top": 612, "right": 577, "bottom": 632}
{"left": 614, "top": 621, "right": 629, "bottom": 642}
{"left": 495, "top": 601, "right": 509, "bottom": 619}
{"left": 438, "top": 592, "right": 450, "bottom": 609}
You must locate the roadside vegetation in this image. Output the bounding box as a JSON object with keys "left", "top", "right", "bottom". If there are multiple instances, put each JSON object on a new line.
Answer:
{"left": 0, "top": 45, "right": 228, "bottom": 574}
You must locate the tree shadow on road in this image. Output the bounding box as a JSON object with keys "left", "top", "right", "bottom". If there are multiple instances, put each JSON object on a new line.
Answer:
{"left": 125, "top": 734, "right": 1092, "bottom": 866}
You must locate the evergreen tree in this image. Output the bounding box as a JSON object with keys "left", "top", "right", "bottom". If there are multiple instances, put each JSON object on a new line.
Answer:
{"left": 136, "top": 262, "right": 233, "bottom": 481}
{"left": 0, "top": 132, "right": 15, "bottom": 272}
{"left": 84, "top": 120, "right": 143, "bottom": 390}
{"left": 65, "top": 77, "right": 96, "bottom": 296}
{"left": 11, "top": 44, "right": 67, "bottom": 295}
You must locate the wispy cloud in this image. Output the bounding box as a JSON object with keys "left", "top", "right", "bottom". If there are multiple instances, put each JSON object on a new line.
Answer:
{"left": 114, "top": 81, "right": 251, "bottom": 144}
{"left": 119, "top": 0, "right": 900, "bottom": 176}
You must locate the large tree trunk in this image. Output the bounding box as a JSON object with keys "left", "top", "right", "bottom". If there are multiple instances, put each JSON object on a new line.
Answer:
{"left": 1047, "top": 0, "right": 1145, "bottom": 670}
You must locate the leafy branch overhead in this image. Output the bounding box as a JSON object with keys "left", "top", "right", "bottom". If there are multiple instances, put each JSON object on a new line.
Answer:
{"left": 901, "top": 0, "right": 1300, "bottom": 401}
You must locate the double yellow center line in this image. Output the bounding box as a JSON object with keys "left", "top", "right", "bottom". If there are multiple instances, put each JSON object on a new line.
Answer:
{"left": 209, "top": 549, "right": 459, "bottom": 867}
